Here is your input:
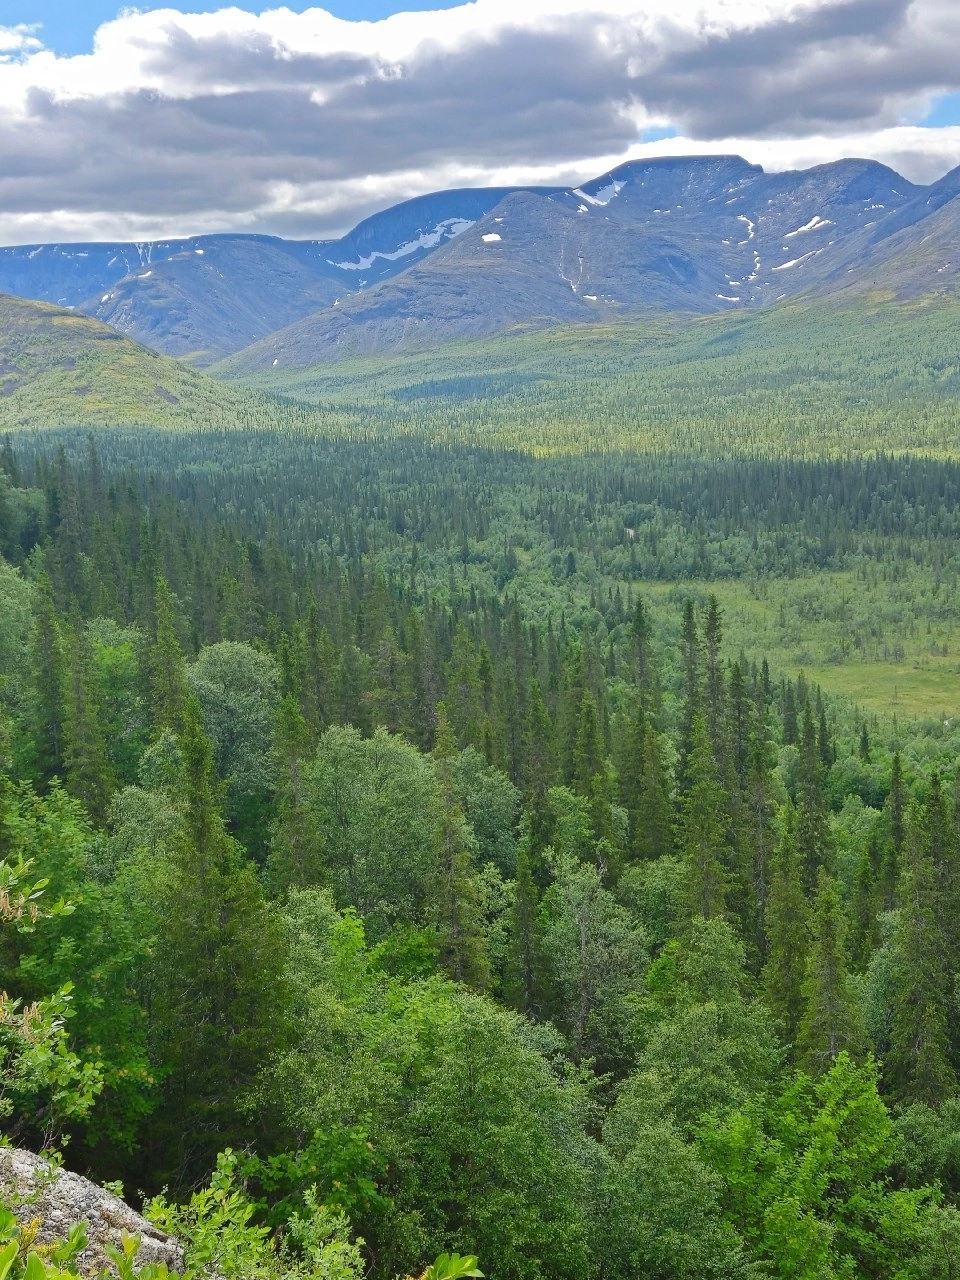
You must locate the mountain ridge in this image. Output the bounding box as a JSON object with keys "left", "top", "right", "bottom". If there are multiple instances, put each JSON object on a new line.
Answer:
{"left": 3, "top": 154, "right": 960, "bottom": 371}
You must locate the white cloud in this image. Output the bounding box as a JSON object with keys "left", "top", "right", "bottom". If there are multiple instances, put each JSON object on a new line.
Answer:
{"left": 0, "top": 1, "right": 958, "bottom": 242}
{"left": 0, "top": 23, "right": 42, "bottom": 61}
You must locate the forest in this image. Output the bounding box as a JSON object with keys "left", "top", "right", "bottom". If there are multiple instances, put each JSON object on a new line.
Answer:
{"left": 4, "top": 426, "right": 960, "bottom": 1280}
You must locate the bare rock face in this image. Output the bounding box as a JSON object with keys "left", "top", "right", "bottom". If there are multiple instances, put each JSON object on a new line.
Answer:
{"left": 0, "top": 1147, "right": 184, "bottom": 1274}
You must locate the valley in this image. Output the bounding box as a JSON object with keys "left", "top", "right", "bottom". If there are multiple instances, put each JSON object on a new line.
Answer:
{"left": 5, "top": 148, "right": 960, "bottom": 1280}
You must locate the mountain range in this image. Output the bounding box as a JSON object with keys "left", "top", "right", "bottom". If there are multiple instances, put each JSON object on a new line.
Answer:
{"left": 1, "top": 154, "right": 959, "bottom": 374}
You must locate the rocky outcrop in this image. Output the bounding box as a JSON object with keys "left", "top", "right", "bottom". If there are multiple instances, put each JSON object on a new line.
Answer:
{"left": 0, "top": 1148, "right": 184, "bottom": 1274}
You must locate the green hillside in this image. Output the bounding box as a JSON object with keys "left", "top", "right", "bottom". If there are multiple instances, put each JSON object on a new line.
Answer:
{"left": 217, "top": 291, "right": 960, "bottom": 457}
{"left": 0, "top": 292, "right": 291, "bottom": 430}
{"left": 5, "top": 286, "right": 960, "bottom": 455}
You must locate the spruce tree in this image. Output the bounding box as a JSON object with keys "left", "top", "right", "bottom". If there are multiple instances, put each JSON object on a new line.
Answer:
{"left": 503, "top": 842, "right": 547, "bottom": 1015}
{"left": 676, "top": 713, "right": 727, "bottom": 921}
{"left": 849, "top": 831, "right": 881, "bottom": 970}
{"left": 615, "top": 693, "right": 645, "bottom": 831}
{"left": 62, "top": 616, "right": 114, "bottom": 823}
{"left": 887, "top": 805, "right": 957, "bottom": 1105}
{"left": 797, "top": 869, "right": 864, "bottom": 1074}
{"left": 740, "top": 736, "right": 776, "bottom": 967}
{"left": 796, "top": 701, "right": 833, "bottom": 888}
{"left": 924, "top": 773, "right": 960, "bottom": 950}
{"left": 704, "top": 595, "right": 726, "bottom": 758}
{"left": 878, "top": 752, "right": 907, "bottom": 910}
{"left": 634, "top": 726, "right": 674, "bottom": 861}
{"left": 727, "top": 660, "right": 751, "bottom": 786}
{"left": 572, "top": 689, "right": 616, "bottom": 854}
{"left": 431, "top": 706, "right": 490, "bottom": 990}
{"left": 762, "top": 802, "right": 809, "bottom": 1046}
{"left": 149, "top": 577, "right": 189, "bottom": 735}
{"left": 148, "top": 696, "right": 290, "bottom": 1178}
{"left": 815, "top": 689, "right": 834, "bottom": 769}
{"left": 630, "top": 597, "right": 661, "bottom": 716}
{"left": 28, "top": 573, "right": 67, "bottom": 783}
{"left": 521, "top": 680, "right": 557, "bottom": 857}
{"left": 676, "top": 600, "right": 701, "bottom": 794}
{"left": 446, "top": 622, "right": 485, "bottom": 750}
{"left": 782, "top": 681, "right": 799, "bottom": 746}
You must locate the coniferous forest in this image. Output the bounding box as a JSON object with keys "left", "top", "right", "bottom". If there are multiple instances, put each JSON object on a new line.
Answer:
{"left": 6, "top": 427, "right": 960, "bottom": 1280}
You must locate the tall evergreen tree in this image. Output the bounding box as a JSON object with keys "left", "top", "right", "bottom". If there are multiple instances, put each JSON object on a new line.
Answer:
{"left": 796, "top": 702, "right": 833, "bottom": 888}
{"left": 878, "top": 752, "right": 907, "bottom": 910}
{"left": 740, "top": 736, "right": 777, "bottom": 966}
{"left": 62, "top": 616, "right": 114, "bottom": 822}
{"left": 924, "top": 773, "right": 960, "bottom": 954}
{"left": 782, "top": 680, "right": 799, "bottom": 746}
{"left": 676, "top": 600, "right": 701, "bottom": 794}
{"left": 676, "top": 714, "right": 727, "bottom": 922}
{"left": 431, "top": 706, "right": 490, "bottom": 990}
{"left": 703, "top": 596, "right": 726, "bottom": 758}
{"left": 503, "top": 842, "right": 547, "bottom": 1016}
{"left": 148, "top": 577, "right": 189, "bottom": 735}
{"left": 28, "top": 572, "right": 67, "bottom": 783}
{"left": 887, "top": 805, "right": 957, "bottom": 1105}
{"left": 446, "top": 622, "right": 485, "bottom": 751}
{"left": 634, "top": 726, "right": 674, "bottom": 861}
{"left": 630, "top": 597, "right": 661, "bottom": 716}
{"left": 762, "top": 802, "right": 809, "bottom": 1046}
{"left": 797, "top": 869, "right": 863, "bottom": 1074}
{"left": 849, "top": 831, "right": 882, "bottom": 970}
{"left": 147, "top": 696, "right": 290, "bottom": 1179}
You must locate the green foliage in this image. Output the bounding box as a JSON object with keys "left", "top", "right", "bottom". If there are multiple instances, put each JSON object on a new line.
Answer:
{"left": 237, "top": 1127, "right": 390, "bottom": 1230}
{"left": 0, "top": 803, "right": 106, "bottom": 1147}
{"left": 0, "top": 1207, "right": 95, "bottom": 1280}
{"left": 418, "top": 1256, "right": 482, "bottom": 1280}
{"left": 632, "top": 918, "right": 780, "bottom": 1134}
{"left": 5, "top": 421, "right": 960, "bottom": 1279}
{"left": 797, "top": 871, "right": 865, "bottom": 1074}
{"left": 701, "top": 1053, "right": 935, "bottom": 1280}
{"left": 146, "top": 1150, "right": 364, "bottom": 1280}
{"left": 187, "top": 642, "right": 280, "bottom": 799}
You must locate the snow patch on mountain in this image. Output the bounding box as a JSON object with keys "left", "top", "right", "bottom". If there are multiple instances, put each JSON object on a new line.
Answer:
{"left": 772, "top": 249, "right": 823, "bottom": 271}
{"left": 784, "top": 216, "right": 833, "bottom": 238}
{"left": 572, "top": 180, "right": 624, "bottom": 208}
{"left": 330, "top": 217, "right": 475, "bottom": 271}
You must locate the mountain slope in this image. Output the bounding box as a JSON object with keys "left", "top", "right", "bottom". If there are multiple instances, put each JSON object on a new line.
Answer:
{"left": 217, "top": 155, "right": 924, "bottom": 372}
{"left": 221, "top": 291, "right": 960, "bottom": 458}
{"left": 806, "top": 163, "right": 960, "bottom": 303}
{"left": 88, "top": 238, "right": 345, "bottom": 366}
{"left": 0, "top": 293, "right": 281, "bottom": 430}
{"left": 7, "top": 153, "right": 960, "bottom": 374}
{"left": 0, "top": 187, "right": 553, "bottom": 366}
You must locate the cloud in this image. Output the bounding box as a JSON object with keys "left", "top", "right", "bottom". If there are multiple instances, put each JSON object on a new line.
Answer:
{"left": 0, "top": 0, "right": 958, "bottom": 243}
{"left": 0, "top": 23, "right": 42, "bottom": 61}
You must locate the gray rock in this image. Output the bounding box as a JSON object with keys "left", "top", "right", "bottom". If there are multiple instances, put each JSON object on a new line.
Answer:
{"left": 0, "top": 1147, "right": 184, "bottom": 1275}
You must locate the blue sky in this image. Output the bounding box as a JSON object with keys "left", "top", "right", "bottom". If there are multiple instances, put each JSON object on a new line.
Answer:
{"left": 0, "top": 1, "right": 464, "bottom": 55}
{"left": 922, "top": 94, "right": 960, "bottom": 128}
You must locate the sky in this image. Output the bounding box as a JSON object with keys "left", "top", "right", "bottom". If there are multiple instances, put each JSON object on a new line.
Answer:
{"left": 0, "top": 0, "right": 958, "bottom": 244}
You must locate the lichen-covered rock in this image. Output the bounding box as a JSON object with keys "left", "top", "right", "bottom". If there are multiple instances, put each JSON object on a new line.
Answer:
{"left": 0, "top": 1147, "right": 184, "bottom": 1275}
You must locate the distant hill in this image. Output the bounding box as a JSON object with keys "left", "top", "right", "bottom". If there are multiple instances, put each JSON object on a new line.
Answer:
{"left": 0, "top": 293, "right": 281, "bottom": 430}
{"left": 3, "top": 280, "right": 960, "bottom": 459}
{"left": 225, "top": 290, "right": 960, "bottom": 458}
